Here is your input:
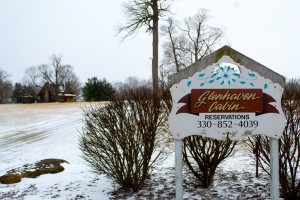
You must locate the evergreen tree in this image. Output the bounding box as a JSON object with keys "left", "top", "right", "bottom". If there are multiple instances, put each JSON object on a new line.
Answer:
{"left": 82, "top": 77, "right": 115, "bottom": 101}
{"left": 12, "top": 83, "right": 23, "bottom": 103}
{"left": 12, "top": 82, "right": 37, "bottom": 103}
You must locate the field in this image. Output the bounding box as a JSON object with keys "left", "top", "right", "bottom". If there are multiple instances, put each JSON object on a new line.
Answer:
{"left": 0, "top": 103, "right": 274, "bottom": 199}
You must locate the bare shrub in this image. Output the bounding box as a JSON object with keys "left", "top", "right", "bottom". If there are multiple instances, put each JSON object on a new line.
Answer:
{"left": 244, "top": 78, "right": 300, "bottom": 199}
{"left": 183, "top": 134, "right": 238, "bottom": 188}
{"left": 79, "top": 86, "right": 169, "bottom": 192}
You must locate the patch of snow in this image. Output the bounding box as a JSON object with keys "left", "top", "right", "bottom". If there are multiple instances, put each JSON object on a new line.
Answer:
{"left": 0, "top": 102, "right": 276, "bottom": 199}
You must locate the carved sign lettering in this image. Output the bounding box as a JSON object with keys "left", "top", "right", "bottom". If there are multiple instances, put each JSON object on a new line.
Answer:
{"left": 191, "top": 89, "right": 263, "bottom": 113}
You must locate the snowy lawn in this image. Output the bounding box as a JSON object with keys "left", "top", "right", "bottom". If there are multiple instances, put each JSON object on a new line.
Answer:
{"left": 0, "top": 103, "right": 273, "bottom": 199}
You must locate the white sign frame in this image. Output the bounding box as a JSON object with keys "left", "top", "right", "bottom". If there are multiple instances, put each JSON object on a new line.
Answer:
{"left": 169, "top": 56, "right": 286, "bottom": 140}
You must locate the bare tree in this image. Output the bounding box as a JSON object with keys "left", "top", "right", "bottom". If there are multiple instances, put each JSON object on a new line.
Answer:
{"left": 113, "top": 76, "right": 151, "bottom": 98}
{"left": 160, "top": 13, "right": 227, "bottom": 187}
{"left": 0, "top": 68, "right": 13, "bottom": 104}
{"left": 0, "top": 68, "right": 10, "bottom": 81}
{"left": 161, "top": 9, "right": 223, "bottom": 74}
{"left": 63, "top": 72, "right": 82, "bottom": 99}
{"left": 161, "top": 17, "right": 187, "bottom": 73}
{"left": 24, "top": 54, "right": 81, "bottom": 101}
{"left": 118, "top": 0, "right": 173, "bottom": 95}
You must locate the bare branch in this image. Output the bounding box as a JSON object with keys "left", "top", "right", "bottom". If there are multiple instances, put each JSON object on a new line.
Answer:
{"left": 161, "top": 8, "right": 223, "bottom": 77}
{"left": 118, "top": 0, "right": 172, "bottom": 39}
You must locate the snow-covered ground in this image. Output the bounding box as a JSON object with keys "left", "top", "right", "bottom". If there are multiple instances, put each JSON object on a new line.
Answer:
{"left": 0, "top": 103, "right": 272, "bottom": 199}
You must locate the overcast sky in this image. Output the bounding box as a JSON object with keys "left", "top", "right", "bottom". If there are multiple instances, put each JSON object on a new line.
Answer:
{"left": 0, "top": 0, "right": 299, "bottom": 85}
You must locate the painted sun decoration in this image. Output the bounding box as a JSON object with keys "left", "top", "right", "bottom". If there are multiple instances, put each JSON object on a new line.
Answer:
{"left": 168, "top": 56, "right": 286, "bottom": 140}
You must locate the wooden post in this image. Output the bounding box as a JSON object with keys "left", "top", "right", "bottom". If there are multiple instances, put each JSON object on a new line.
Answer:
{"left": 175, "top": 139, "right": 183, "bottom": 200}
{"left": 270, "top": 138, "right": 279, "bottom": 200}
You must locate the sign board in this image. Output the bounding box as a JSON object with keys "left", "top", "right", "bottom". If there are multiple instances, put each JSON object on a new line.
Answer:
{"left": 168, "top": 55, "right": 286, "bottom": 140}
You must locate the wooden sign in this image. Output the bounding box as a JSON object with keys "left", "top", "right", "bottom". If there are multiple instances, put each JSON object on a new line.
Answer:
{"left": 191, "top": 89, "right": 263, "bottom": 113}
{"left": 168, "top": 56, "right": 286, "bottom": 140}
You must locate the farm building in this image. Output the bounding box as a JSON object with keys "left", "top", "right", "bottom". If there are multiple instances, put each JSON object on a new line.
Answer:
{"left": 21, "top": 95, "right": 35, "bottom": 103}
{"left": 37, "top": 82, "right": 76, "bottom": 103}
{"left": 37, "top": 82, "right": 56, "bottom": 102}
{"left": 58, "top": 93, "right": 76, "bottom": 102}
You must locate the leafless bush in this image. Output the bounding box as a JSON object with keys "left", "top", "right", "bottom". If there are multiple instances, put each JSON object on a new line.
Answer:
{"left": 244, "top": 78, "right": 300, "bottom": 199}
{"left": 79, "top": 86, "right": 170, "bottom": 192}
{"left": 183, "top": 134, "right": 238, "bottom": 188}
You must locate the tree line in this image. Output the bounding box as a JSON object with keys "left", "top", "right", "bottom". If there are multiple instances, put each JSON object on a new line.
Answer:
{"left": 0, "top": 54, "right": 116, "bottom": 103}
{"left": 0, "top": 8, "right": 221, "bottom": 104}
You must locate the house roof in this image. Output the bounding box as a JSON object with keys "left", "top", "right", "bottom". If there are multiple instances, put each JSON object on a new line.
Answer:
{"left": 37, "top": 82, "right": 56, "bottom": 96}
{"left": 169, "top": 45, "right": 285, "bottom": 87}
{"left": 59, "top": 94, "right": 76, "bottom": 97}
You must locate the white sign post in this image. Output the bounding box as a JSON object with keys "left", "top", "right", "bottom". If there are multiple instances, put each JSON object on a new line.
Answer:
{"left": 169, "top": 55, "right": 286, "bottom": 200}
{"left": 175, "top": 139, "right": 183, "bottom": 200}
{"left": 270, "top": 138, "right": 280, "bottom": 200}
